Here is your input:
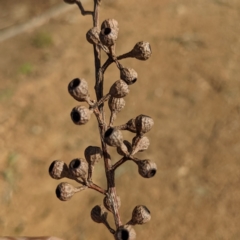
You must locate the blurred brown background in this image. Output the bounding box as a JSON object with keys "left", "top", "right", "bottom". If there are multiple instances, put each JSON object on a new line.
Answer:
{"left": 0, "top": 0, "right": 240, "bottom": 239}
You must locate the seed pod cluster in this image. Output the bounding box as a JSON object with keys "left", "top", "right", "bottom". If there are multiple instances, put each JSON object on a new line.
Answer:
{"left": 51, "top": 4, "right": 156, "bottom": 239}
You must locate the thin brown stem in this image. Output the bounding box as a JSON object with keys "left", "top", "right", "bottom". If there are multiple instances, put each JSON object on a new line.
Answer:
{"left": 75, "top": 0, "right": 93, "bottom": 15}
{"left": 88, "top": 182, "right": 107, "bottom": 195}
{"left": 112, "top": 157, "right": 128, "bottom": 171}
{"left": 102, "top": 52, "right": 132, "bottom": 73}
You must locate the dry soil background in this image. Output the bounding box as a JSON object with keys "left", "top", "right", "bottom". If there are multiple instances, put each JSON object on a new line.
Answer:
{"left": 0, "top": 0, "right": 240, "bottom": 239}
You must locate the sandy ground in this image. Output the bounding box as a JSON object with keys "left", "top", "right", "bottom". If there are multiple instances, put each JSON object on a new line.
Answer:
{"left": 0, "top": 0, "right": 240, "bottom": 239}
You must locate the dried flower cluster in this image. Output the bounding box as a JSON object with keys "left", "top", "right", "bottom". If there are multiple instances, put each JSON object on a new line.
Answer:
{"left": 49, "top": 0, "right": 155, "bottom": 239}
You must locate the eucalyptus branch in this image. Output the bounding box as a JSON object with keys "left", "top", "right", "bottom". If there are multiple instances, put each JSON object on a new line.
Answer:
{"left": 49, "top": 1, "right": 155, "bottom": 239}
{"left": 75, "top": 0, "right": 93, "bottom": 16}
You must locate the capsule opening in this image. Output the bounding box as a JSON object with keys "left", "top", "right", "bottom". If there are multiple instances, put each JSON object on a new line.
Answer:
{"left": 71, "top": 111, "right": 80, "bottom": 123}
{"left": 104, "top": 127, "right": 114, "bottom": 138}
{"left": 49, "top": 161, "right": 55, "bottom": 173}
{"left": 71, "top": 159, "right": 81, "bottom": 168}
{"left": 143, "top": 205, "right": 151, "bottom": 214}
{"left": 70, "top": 78, "right": 81, "bottom": 89}
{"left": 104, "top": 27, "right": 111, "bottom": 35}
{"left": 120, "top": 229, "right": 129, "bottom": 240}
{"left": 131, "top": 78, "right": 137, "bottom": 84}
{"left": 55, "top": 187, "right": 61, "bottom": 198}
{"left": 149, "top": 169, "right": 157, "bottom": 178}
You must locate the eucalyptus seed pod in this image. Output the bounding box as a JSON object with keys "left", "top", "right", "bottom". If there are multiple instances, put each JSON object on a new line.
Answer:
{"left": 129, "top": 205, "right": 151, "bottom": 225}
{"left": 131, "top": 136, "right": 150, "bottom": 155}
{"left": 103, "top": 195, "right": 121, "bottom": 213}
{"left": 104, "top": 128, "right": 129, "bottom": 155}
{"left": 101, "top": 19, "right": 119, "bottom": 32}
{"left": 49, "top": 160, "right": 70, "bottom": 179}
{"left": 100, "top": 27, "right": 118, "bottom": 47}
{"left": 91, "top": 205, "right": 107, "bottom": 223}
{"left": 109, "top": 80, "right": 129, "bottom": 98}
{"left": 70, "top": 105, "right": 92, "bottom": 125}
{"left": 114, "top": 225, "right": 136, "bottom": 240}
{"left": 68, "top": 78, "right": 91, "bottom": 103}
{"left": 108, "top": 96, "right": 126, "bottom": 113}
{"left": 100, "top": 19, "right": 119, "bottom": 47}
{"left": 131, "top": 41, "right": 152, "bottom": 60}
{"left": 104, "top": 128, "right": 122, "bottom": 147}
{"left": 86, "top": 27, "right": 100, "bottom": 45}
{"left": 63, "top": 0, "right": 75, "bottom": 4}
{"left": 69, "top": 158, "right": 88, "bottom": 181}
{"left": 108, "top": 97, "right": 126, "bottom": 126}
{"left": 55, "top": 182, "right": 83, "bottom": 201}
{"left": 120, "top": 68, "right": 138, "bottom": 85}
{"left": 84, "top": 146, "right": 102, "bottom": 166}
{"left": 84, "top": 146, "right": 102, "bottom": 181}
{"left": 135, "top": 159, "right": 157, "bottom": 178}
{"left": 117, "top": 140, "right": 132, "bottom": 156}
{"left": 135, "top": 114, "right": 154, "bottom": 135}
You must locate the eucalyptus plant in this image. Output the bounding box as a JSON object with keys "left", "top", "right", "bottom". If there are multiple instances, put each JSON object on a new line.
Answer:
{"left": 49, "top": 1, "right": 156, "bottom": 239}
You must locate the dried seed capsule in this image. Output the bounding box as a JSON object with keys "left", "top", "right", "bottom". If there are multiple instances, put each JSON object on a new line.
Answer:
{"left": 91, "top": 205, "right": 107, "bottom": 223}
{"left": 84, "top": 146, "right": 102, "bottom": 181}
{"left": 117, "top": 140, "right": 132, "bottom": 156}
{"left": 130, "top": 205, "right": 151, "bottom": 225}
{"left": 109, "top": 80, "right": 129, "bottom": 98}
{"left": 103, "top": 195, "right": 121, "bottom": 213}
{"left": 49, "top": 160, "right": 70, "bottom": 179}
{"left": 136, "top": 159, "right": 157, "bottom": 178}
{"left": 120, "top": 68, "right": 138, "bottom": 85}
{"left": 55, "top": 182, "right": 78, "bottom": 201}
{"left": 104, "top": 128, "right": 123, "bottom": 147}
{"left": 101, "top": 19, "right": 119, "bottom": 32}
{"left": 68, "top": 78, "right": 91, "bottom": 103}
{"left": 104, "top": 128, "right": 129, "bottom": 155}
{"left": 100, "top": 27, "right": 118, "bottom": 47}
{"left": 70, "top": 105, "right": 92, "bottom": 125}
{"left": 135, "top": 114, "right": 154, "bottom": 135}
{"left": 84, "top": 146, "right": 102, "bottom": 166}
{"left": 108, "top": 97, "right": 125, "bottom": 126}
{"left": 100, "top": 19, "right": 119, "bottom": 47}
{"left": 108, "top": 97, "right": 126, "bottom": 113}
{"left": 131, "top": 41, "right": 152, "bottom": 60}
{"left": 69, "top": 158, "right": 88, "bottom": 181}
{"left": 114, "top": 225, "right": 136, "bottom": 240}
{"left": 86, "top": 27, "right": 100, "bottom": 45}
{"left": 131, "top": 136, "right": 150, "bottom": 155}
